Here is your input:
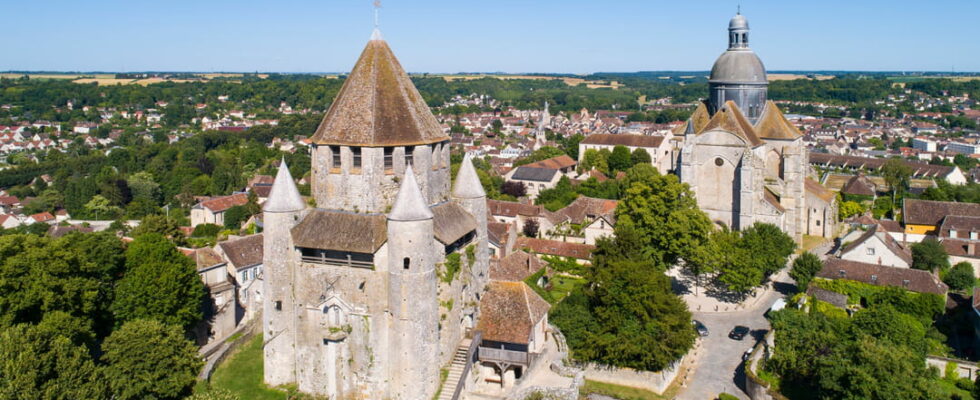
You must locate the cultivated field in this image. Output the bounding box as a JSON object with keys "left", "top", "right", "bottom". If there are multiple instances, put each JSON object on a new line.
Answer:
{"left": 438, "top": 74, "right": 623, "bottom": 89}
{"left": 768, "top": 73, "right": 836, "bottom": 81}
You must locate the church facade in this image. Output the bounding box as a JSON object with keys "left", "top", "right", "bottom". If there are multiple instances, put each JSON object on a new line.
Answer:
{"left": 676, "top": 13, "right": 837, "bottom": 242}
{"left": 262, "top": 29, "right": 490, "bottom": 399}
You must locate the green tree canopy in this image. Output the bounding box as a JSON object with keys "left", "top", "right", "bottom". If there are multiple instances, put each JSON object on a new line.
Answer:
{"left": 101, "top": 319, "right": 203, "bottom": 400}
{"left": 0, "top": 323, "right": 106, "bottom": 399}
{"left": 911, "top": 238, "right": 949, "bottom": 272}
{"left": 790, "top": 252, "right": 823, "bottom": 290}
{"left": 111, "top": 234, "right": 204, "bottom": 329}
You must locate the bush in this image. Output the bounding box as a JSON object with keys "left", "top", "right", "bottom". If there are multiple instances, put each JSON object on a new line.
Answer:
{"left": 192, "top": 223, "right": 222, "bottom": 238}
{"left": 717, "top": 393, "right": 740, "bottom": 400}
{"left": 943, "top": 262, "right": 975, "bottom": 291}
{"left": 912, "top": 238, "right": 950, "bottom": 271}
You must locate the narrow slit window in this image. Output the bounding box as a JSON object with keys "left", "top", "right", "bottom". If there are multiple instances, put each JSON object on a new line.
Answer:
{"left": 405, "top": 146, "right": 414, "bottom": 167}
{"left": 403, "top": 257, "right": 410, "bottom": 270}
{"left": 275, "top": 301, "right": 282, "bottom": 311}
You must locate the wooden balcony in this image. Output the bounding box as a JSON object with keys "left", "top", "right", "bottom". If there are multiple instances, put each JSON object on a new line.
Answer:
{"left": 478, "top": 346, "right": 529, "bottom": 366}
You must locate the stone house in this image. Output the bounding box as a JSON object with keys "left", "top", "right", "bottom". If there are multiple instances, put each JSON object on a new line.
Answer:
{"left": 193, "top": 248, "right": 237, "bottom": 345}
{"left": 190, "top": 193, "right": 249, "bottom": 227}
{"left": 838, "top": 224, "right": 913, "bottom": 268}
{"left": 816, "top": 258, "right": 947, "bottom": 296}
{"left": 217, "top": 234, "right": 264, "bottom": 321}
{"left": 476, "top": 280, "right": 550, "bottom": 390}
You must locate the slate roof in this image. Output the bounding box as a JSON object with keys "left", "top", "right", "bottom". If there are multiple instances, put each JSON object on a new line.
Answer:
{"left": 700, "top": 101, "right": 764, "bottom": 146}
{"left": 510, "top": 166, "right": 558, "bottom": 182}
{"left": 476, "top": 281, "right": 550, "bottom": 345}
{"left": 291, "top": 210, "right": 387, "bottom": 254}
{"left": 903, "top": 199, "right": 980, "bottom": 227}
{"left": 199, "top": 193, "right": 249, "bottom": 213}
{"left": 817, "top": 258, "right": 947, "bottom": 295}
{"left": 754, "top": 101, "right": 802, "bottom": 140}
{"left": 806, "top": 286, "right": 849, "bottom": 309}
{"left": 218, "top": 234, "right": 264, "bottom": 270}
{"left": 431, "top": 202, "right": 477, "bottom": 245}
{"left": 516, "top": 237, "right": 594, "bottom": 260}
{"left": 490, "top": 250, "right": 546, "bottom": 282}
{"left": 310, "top": 35, "right": 448, "bottom": 147}
{"left": 580, "top": 133, "right": 666, "bottom": 148}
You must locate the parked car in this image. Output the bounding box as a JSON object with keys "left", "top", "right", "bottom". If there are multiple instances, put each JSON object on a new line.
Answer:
{"left": 729, "top": 325, "right": 750, "bottom": 340}
{"left": 692, "top": 320, "right": 709, "bottom": 337}
{"left": 743, "top": 347, "right": 753, "bottom": 361}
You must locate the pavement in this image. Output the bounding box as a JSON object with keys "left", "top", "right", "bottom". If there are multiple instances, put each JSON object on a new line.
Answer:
{"left": 675, "top": 268, "right": 795, "bottom": 400}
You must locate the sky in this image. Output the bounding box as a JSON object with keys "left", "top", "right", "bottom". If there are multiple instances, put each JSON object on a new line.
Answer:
{"left": 3, "top": 0, "right": 979, "bottom": 74}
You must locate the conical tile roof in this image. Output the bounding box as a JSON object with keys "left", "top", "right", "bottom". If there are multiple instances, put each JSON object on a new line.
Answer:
{"left": 311, "top": 32, "right": 448, "bottom": 147}
{"left": 264, "top": 159, "right": 306, "bottom": 213}
{"left": 452, "top": 154, "right": 486, "bottom": 199}
{"left": 389, "top": 165, "right": 433, "bottom": 221}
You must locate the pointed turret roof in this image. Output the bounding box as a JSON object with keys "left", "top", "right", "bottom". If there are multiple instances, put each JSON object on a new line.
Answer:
{"left": 311, "top": 32, "right": 448, "bottom": 147}
{"left": 264, "top": 159, "right": 306, "bottom": 213}
{"left": 389, "top": 165, "right": 433, "bottom": 221}
{"left": 679, "top": 101, "right": 712, "bottom": 135}
{"left": 754, "top": 101, "right": 802, "bottom": 140}
{"left": 453, "top": 154, "right": 486, "bottom": 199}
{"left": 701, "top": 100, "right": 764, "bottom": 147}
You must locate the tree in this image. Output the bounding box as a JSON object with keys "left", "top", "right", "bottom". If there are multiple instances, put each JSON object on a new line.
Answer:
{"left": 838, "top": 200, "right": 864, "bottom": 221}
{"left": 522, "top": 218, "right": 540, "bottom": 238}
{"left": 911, "top": 238, "right": 949, "bottom": 272}
{"left": 501, "top": 181, "right": 526, "bottom": 198}
{"left": 571, "top": 226, "right": 696, "bottom": 371}
{"left": 111, "top": 234, "right": 204, "bottom": 329}
{"left": 0, "top": 323, "right": 107, "bottom": 399}
{"left": 84, "top": 194, "right": 121, "bottom": 220}
{"left": 608, "top": 145, "right": 632, "bottom": 172}
{"left": 686, "top": 228, "right": 739, "bottom": 295}
{"left": 130, "top": 215, "right": 184, "bottom": 244}
{"left": 192, "top": 223, "right": 222, "bottom": 238}
{"left": 739, "top": 222, "right": 796, "bottom": 278}
{"left": 943, "top": 262, "right": 975, "bottom": 291}
{"left": 127, "top": 171, "right": 161, "bottom": 203}
{"left": 535, "top": 176, "right": 578, "bottom": 211}
{"left": 790, "top": 252, "right": 823, "bottom": 290}
{"left": 630, "top": 148, "right": 652, "bottom": 166}
{"left": 881, "top": 158, "right": 912, "bottom": 205}
{"left": 223, "top": 205, "right": 249, "bottom": 230}
{"left": 580, "top": 148, "right": 608, "bottom": 175}
{"left": 101, "top": 319, "right": 203, "bottom": 400}
{"left": 616, "top": 163, "right": 711, "bottom": 267}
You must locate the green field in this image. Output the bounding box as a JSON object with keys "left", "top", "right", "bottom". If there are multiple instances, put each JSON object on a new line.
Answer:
{"left": 197, "top": 334, "right": 302, "bottom": 400}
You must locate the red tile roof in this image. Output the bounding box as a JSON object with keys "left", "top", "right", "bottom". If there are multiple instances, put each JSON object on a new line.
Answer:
{"left": 476, "top": 281, "right": 550, "bottom": 345}
{"left": 516, "top": 237, "right": 594, "bottom": 260}
{"left": 817, "top": 258, "right": 947, "bottom": 295}
{"left": 199, "top": 193, "right": 249, "bottom": 213}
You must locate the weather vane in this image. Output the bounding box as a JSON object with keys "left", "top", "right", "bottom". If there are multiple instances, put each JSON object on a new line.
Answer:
{"left": 374, "top": 0, "right": 381, "bottom": 28}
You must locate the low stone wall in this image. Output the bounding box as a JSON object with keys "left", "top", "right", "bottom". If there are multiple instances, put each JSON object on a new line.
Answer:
{"left": 198, "top": 315, "right": 261, "bottom": 381}
{"left": 579, "top": 350, "right": 688, "bottom": 395}
{"left": 927, "top": 356, "right": 980, "bottom": 380}
{"left": 505, "top": 370, "right": 584, "bottom": 400}
{"left": 745, "top": 331, "right": 787, "bottom": 400}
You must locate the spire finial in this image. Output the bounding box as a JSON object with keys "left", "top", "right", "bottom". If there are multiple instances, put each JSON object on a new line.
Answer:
{"left": 373, "top": 0, "right": 381, "bottom": 28}
{"left": 737, "top": 4, "right": 741, "bottom": 14}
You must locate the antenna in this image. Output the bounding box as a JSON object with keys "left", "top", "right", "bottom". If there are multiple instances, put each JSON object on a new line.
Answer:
{"left": 373, "top": 0, "right": 381, "bottom": 28}
{"left": 737, "top": 4, "right": 741, "bottom": 14}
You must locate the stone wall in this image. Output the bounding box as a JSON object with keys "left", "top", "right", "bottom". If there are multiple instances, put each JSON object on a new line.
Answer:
{"left": 926, "top": 356, "right": 980, "bottom": 380}
{"left": 745, "top": 331, "right": 788, "bottom": 400}
{"left": 580, "top": 353, "right": 688, "bottom": 395}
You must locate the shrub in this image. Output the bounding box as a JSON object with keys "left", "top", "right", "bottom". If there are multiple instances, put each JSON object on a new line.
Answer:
{"left": 943, "top": 262, "right": 975, "bottom": 291}
{"left": 192, "top": 223, "right": 222, "bottom": 238}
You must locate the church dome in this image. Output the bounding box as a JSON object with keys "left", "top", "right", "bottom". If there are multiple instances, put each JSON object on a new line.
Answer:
{"left": 729, "top": 14, "right": 748, "bottom": 30}
{"left": 709, "top": 50, "right": 767, "bottom": 84}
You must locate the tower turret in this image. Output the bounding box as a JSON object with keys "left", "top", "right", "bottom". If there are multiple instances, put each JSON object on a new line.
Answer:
{"left": 452, "top": 154, "right": 489, "bottom": 290}
{"left": 709, "top": 11, "right": 768, "bottom": 122}
{"left": 386, "top": 165, "right": 439, "bottom": 399}
{"left": 262, "top": 159, "right": 305, "bottom": 386}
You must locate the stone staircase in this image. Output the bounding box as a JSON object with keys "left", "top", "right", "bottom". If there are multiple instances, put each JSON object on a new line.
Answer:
{"left": 438, "top": 339, "right": 472, "bottom": 400}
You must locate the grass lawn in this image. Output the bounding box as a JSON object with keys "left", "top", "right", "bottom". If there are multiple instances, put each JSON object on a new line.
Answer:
{"left": 580, "top": 379, "right": 671, "bottom": 400}
{"left": 799, "top": 235, "right": 828, "bottom": 253}
{"left": 548, "top": 275, "right": 586, "bottom": 304}
{"left": 198, "top": 333, "right": 301, "bottom": 400}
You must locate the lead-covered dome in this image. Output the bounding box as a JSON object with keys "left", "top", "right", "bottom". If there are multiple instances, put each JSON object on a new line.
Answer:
{"left": 729, "top": 14, "right": 748, "bottom": 30}
{"left": 709, "top": 50, "right": 767, "bottom": 84}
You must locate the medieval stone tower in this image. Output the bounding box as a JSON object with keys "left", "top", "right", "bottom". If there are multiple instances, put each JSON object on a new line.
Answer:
{"left": 262, "top": 28, "right": 490, "bottom": 399}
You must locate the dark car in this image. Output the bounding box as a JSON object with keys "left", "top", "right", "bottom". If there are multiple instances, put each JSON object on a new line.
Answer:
{"left": 729, "top": 325, "right": 750, "bottom": 340}
{"left": 692, "top": 320, "right": 709, "bottom": 337}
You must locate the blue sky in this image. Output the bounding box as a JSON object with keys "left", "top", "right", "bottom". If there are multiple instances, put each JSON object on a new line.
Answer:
{"left": 3, "top": 0, "right": 978, "bottom": 73}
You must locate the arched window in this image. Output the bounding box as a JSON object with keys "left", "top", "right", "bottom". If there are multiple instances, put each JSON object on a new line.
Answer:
{"left": 323, "top": 305, "right": 344, "bottom": 325}
{"left": 403, "top": 257, "right": 410, "bottom": 270}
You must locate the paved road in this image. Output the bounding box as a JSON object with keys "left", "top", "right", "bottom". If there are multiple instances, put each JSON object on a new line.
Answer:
{"left": 676, "top": 271, "right": 795, "bottom": 400}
